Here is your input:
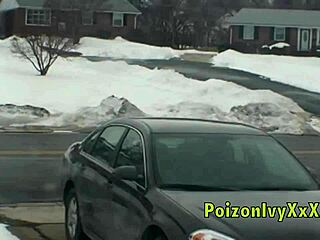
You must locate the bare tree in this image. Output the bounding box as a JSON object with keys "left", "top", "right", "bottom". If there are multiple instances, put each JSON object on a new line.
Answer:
{"left": 11, "top": 35, "right": 75, "bottom": 76}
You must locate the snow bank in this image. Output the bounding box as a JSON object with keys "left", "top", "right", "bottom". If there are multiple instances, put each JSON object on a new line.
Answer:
{"left": 40, "top": 96, "right": 146, "bottom": 127}
{"left": 77, "top": 37, "right": 213, "bottom": 60}
{"left": 36, "top": 95, "right": 311, "bottom": 134}
{"left": 0, "top": 224, "right": 19, "bottom": 240}
{"left": 269, "top": 42, "right": 290, "bottom": 50}
{"left": 212, "top": 50, "right": 320, "bottom": 93}
{"left": 228, "top": 103, "right": 307, "bottom": 134}
{"left": 0, "top": 104, "right": 50, "bottom": 118}
{"left": 77, "top": 37, "right": 180, "bottom": 60}
{"left": 262, "top": 42, "right": 290, "bottom": 50}
{"left": 0, "top": 104, "right": 50, "bottom": 127}
{"left": 153, "top": 101, "right": 309, "bottom": 134}
{"left": 0, "top": 38, "right": 301, "bottom": 115}
{"left": 38, "top": 92, "right": 312, "bottom": 134}
{"left": 310, "top": 117, "right": 320, "bottom": 133}
{"left": 0, "top": 37, "right": 316, "bottom": 134}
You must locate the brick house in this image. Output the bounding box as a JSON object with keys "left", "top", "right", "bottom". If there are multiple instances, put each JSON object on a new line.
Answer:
{"left": 0, "top": 0, "right": 141, "bottom": 41}
{"left": 228, "top": 8, "right": 320, "bottom": 55}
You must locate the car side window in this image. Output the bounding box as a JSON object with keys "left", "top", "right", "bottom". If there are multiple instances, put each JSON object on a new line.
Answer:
{"left": 82, "top": 130, "right": 101, "bottom": 154}
{"left": 91, "top": 126, "right": 126, "bottom": 166}
{"left": 116, "top": 129, "right": 145, "bottom": 187}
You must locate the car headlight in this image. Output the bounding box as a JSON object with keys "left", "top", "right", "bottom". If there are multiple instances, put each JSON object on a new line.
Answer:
{"left": 189, "top": 229, "right": 235, "bottom": 240}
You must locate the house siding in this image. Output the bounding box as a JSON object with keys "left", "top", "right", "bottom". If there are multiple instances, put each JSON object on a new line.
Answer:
{"left": 289, "top": 28, "right": 298, "bottom": 50}
{"left": 79, "top": 12, "right": 136, "bottom": 39}
{"left": 0, "top": 12, "right": 6, "bottom": 38}
{"left": 5, "top": 7, "right": 138, "bottom": 41}
{"left": 231, "top": 26, "right": 273, "bottom": 52}
{"left": 311, "top": 28, "right": 318, "bottom": 52}
{"left": 231, "top": 25, "right": 318, "bottom": 56}
{"left": 12, "top": 8, "right": 52, "bottom": 36}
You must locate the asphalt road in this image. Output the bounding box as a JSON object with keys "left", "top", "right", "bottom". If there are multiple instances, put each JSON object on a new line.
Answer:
{"left": 0, "top": 132, "right": 85, "bottom": 204}
{"left": 0, "top": 132, "right": 319, "bottom": 204}
{"left": 127, "top": 59, "right": 320, "bottom": 116}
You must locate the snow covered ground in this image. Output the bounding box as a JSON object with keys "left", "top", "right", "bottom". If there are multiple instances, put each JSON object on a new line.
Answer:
{"left": 310, "top": 117, "right": 320, "bottom": 133}
{"left": 262, "top": 42, "right": 290, "bottom": 50}
{"left": 0, "top": 224, "right": 19, "bottom": 240}
{"left": 212, "top": 50, "right": 320, "bottom": 93}
{"left": 0, "top": 37, "right": 319, "bottom": 134}
{"left": 77, "top": 37, "right": 213, "bottom": 59}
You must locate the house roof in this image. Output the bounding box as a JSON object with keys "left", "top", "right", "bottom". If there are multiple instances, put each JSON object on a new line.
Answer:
{"left": 0, "top": 0, "right": 141, "bottom": 14}
{"left": 228, "top": 8, "right": 320, "bottom": 28}
{"left": 97, "top": 0, "right": 140, "bottom": 13}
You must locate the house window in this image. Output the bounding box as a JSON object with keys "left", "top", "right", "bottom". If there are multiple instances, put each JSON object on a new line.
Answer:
{"left": 113, "top": 13, "right": 124, "bottom": 27}
{"left": 317, "top": 29, "right": 320, "bottom": 46}
{"left": 26, "top": 9, "right": 51, "bottom": 26}
{"left": 274, "top": 27, "right": 286, "bottom": 41}
{"left": 82, "top": 11, "right": 93, "bottom": 25}
{"left": 243, "top": 25, "right": 255, "bottom": 40}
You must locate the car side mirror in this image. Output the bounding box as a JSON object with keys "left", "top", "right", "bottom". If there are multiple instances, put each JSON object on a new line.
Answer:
{"left": 72, "top": 142, "right": 82, "bottom": 151}
{"left": 114, "top": 166, "right": 138, "bottom": 181}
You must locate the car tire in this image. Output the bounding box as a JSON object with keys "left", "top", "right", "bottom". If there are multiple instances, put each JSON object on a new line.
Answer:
{"left": 65, "top": 189, "right": 87, "bottom": 240}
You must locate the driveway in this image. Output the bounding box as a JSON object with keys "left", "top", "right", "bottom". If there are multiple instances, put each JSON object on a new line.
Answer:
{"left": 85, "top": 56, "right": 320, "bottom": 116}
{"left": 132, "top": 59, "right": 320, "bottom": 116}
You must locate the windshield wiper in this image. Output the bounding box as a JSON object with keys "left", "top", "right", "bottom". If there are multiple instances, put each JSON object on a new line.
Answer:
{"left": 242, "top": 187, "right": 312, "bottom": 191}
{"left": 159, "top": 184, "right": 240, "bottom": 191}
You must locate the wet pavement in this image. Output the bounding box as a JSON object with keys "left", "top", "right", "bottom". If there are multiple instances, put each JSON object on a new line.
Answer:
{"left": 0, "top": 203, "right": 65, "bottom": 240}
{"left": 0, "top": 132, "right": 319, "bottom": 204}
{"left": 0, "top": 133, "right": 318, "bottom": 239}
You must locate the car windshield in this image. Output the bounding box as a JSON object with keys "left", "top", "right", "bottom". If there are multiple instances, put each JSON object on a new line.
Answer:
{"left": 154, "top": 133, "right": 318, "bottom": 191}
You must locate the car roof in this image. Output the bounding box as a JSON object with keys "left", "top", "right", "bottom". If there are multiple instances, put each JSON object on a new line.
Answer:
{"left": 112, "top": 118, "right": 267, "bottom": 135}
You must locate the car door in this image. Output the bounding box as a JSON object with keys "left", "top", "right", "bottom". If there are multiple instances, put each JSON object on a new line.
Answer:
{"left": 76, "top": 126, "right": 127, "bottom": 240}
{"left": 110, "top": 128, "right": 150, "bottom": 239}
{"left": 74, "top": 128, "right": 101, "bottom": 233}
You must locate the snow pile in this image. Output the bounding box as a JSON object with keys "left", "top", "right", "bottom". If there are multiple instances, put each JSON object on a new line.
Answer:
{"left": 154, "top": 101, "right": 309, "bottom": 134}
{"left": 4, "top": 95, "right": 317, "bottom": 134}
{"left": 0, "top": 224, "right": 19, "bottom": 240}
{"left": 41, "top": 96, "right": 146, "bottom": 127}
{"left": 0, "top": 37, "right": 317, "bottom": 134}
{"left": 77, "top": 37, "right": 180, "bottom": 60}
{"left": 146, "top": 78, "right": 303, "bottom": 115}
{"left": 228, "top": 103, "right": 307, "bottom": 134}
{"left": 262, "top": 42, "right": 290, "bottom": 50}
{"left": 77, "top": 37, "right": 213, "bottom": 60}
{"left": 37, "top": 96, "right": 310, "bottom": 134}
{"left": 0, "top": 104, "right": 50, "bottom": 126}
{"left": 156, "top": 102, "right": 226, "bottom": 121}
{"left": 269, "top": 42, "right": 290, "bottom": 50}
{"left": 0, "top": 104, "right": 50, "bottom": 118}
{"left": 309, "top": 117, "right": 320, "bottom": 134}
{"left": 212, "top": 50, "right": 320, "bottom": 93}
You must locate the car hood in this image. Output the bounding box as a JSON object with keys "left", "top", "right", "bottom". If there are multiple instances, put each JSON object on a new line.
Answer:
{"left": 161, "top": 190, "right": 320, "bottom": 240}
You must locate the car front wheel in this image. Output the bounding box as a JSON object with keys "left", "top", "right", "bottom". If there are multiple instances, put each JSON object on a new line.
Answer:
{"left": 65, "top": 189, "right": 87, "bottom": 240}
